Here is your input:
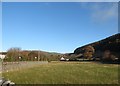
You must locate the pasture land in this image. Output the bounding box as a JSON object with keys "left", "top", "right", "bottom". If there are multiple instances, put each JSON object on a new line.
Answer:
{"left": 2, "top": 61, "right": 119, "bottom": 84}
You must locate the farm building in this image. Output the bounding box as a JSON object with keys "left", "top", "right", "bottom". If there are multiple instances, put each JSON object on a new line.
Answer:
{"left": 0, "top": 54, "right": 6, "bottom": 59}
{"left": 60, "top": 57, "right": 65, "bottom": 61}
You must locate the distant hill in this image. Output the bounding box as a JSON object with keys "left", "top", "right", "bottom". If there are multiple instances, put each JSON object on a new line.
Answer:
{"left": 69, "top": 33, "right": 120, "bottom": 62}
{"left": 74, "top": 33, "right": 120, "bottom": 54}
{"left": 1, "top": 33, "right": 120, "bottom": 62}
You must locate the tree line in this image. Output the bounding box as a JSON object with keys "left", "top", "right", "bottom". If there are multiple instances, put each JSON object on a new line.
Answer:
{"left": 3, "top": 48, "right": 62, "bottom": 62}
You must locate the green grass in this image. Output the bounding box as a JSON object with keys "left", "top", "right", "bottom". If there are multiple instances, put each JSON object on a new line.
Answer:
{"left": 2, "top": 61, "right": 119, "bottom": 84}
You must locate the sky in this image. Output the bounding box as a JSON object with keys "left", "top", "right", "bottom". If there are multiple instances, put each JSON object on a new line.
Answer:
{"left": 2, "top": 2, "right": 118, "bottom": 53}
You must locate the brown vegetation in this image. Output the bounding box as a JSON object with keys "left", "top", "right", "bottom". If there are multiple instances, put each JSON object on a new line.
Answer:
{"left": 69, "top": 33, "right": 120, "bottom": 62}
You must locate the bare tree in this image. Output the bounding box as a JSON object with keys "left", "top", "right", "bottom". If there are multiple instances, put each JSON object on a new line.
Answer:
{"left": 6, "top": 47, "right": 21, "bottom": 61}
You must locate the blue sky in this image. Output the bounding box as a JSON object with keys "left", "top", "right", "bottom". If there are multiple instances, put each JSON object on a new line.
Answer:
{"left": 2, "top": 2, "right": 118, "bottom": 53}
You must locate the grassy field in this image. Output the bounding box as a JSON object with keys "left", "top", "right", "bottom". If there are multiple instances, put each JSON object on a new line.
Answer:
{"left": 2, "top": 61, "right": 119, "bottom": 84}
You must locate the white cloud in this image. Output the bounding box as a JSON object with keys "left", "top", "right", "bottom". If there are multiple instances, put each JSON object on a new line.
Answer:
{"left": 91, "top": 3, "right": 118, "bottom": 22}
{"left": 80, "top": 2, "right": 118, "bottom": 22}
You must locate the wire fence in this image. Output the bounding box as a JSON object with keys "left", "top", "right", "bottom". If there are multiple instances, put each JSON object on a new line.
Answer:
{"left": 1, "top": 61, "right": 48, "bottom": 72}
